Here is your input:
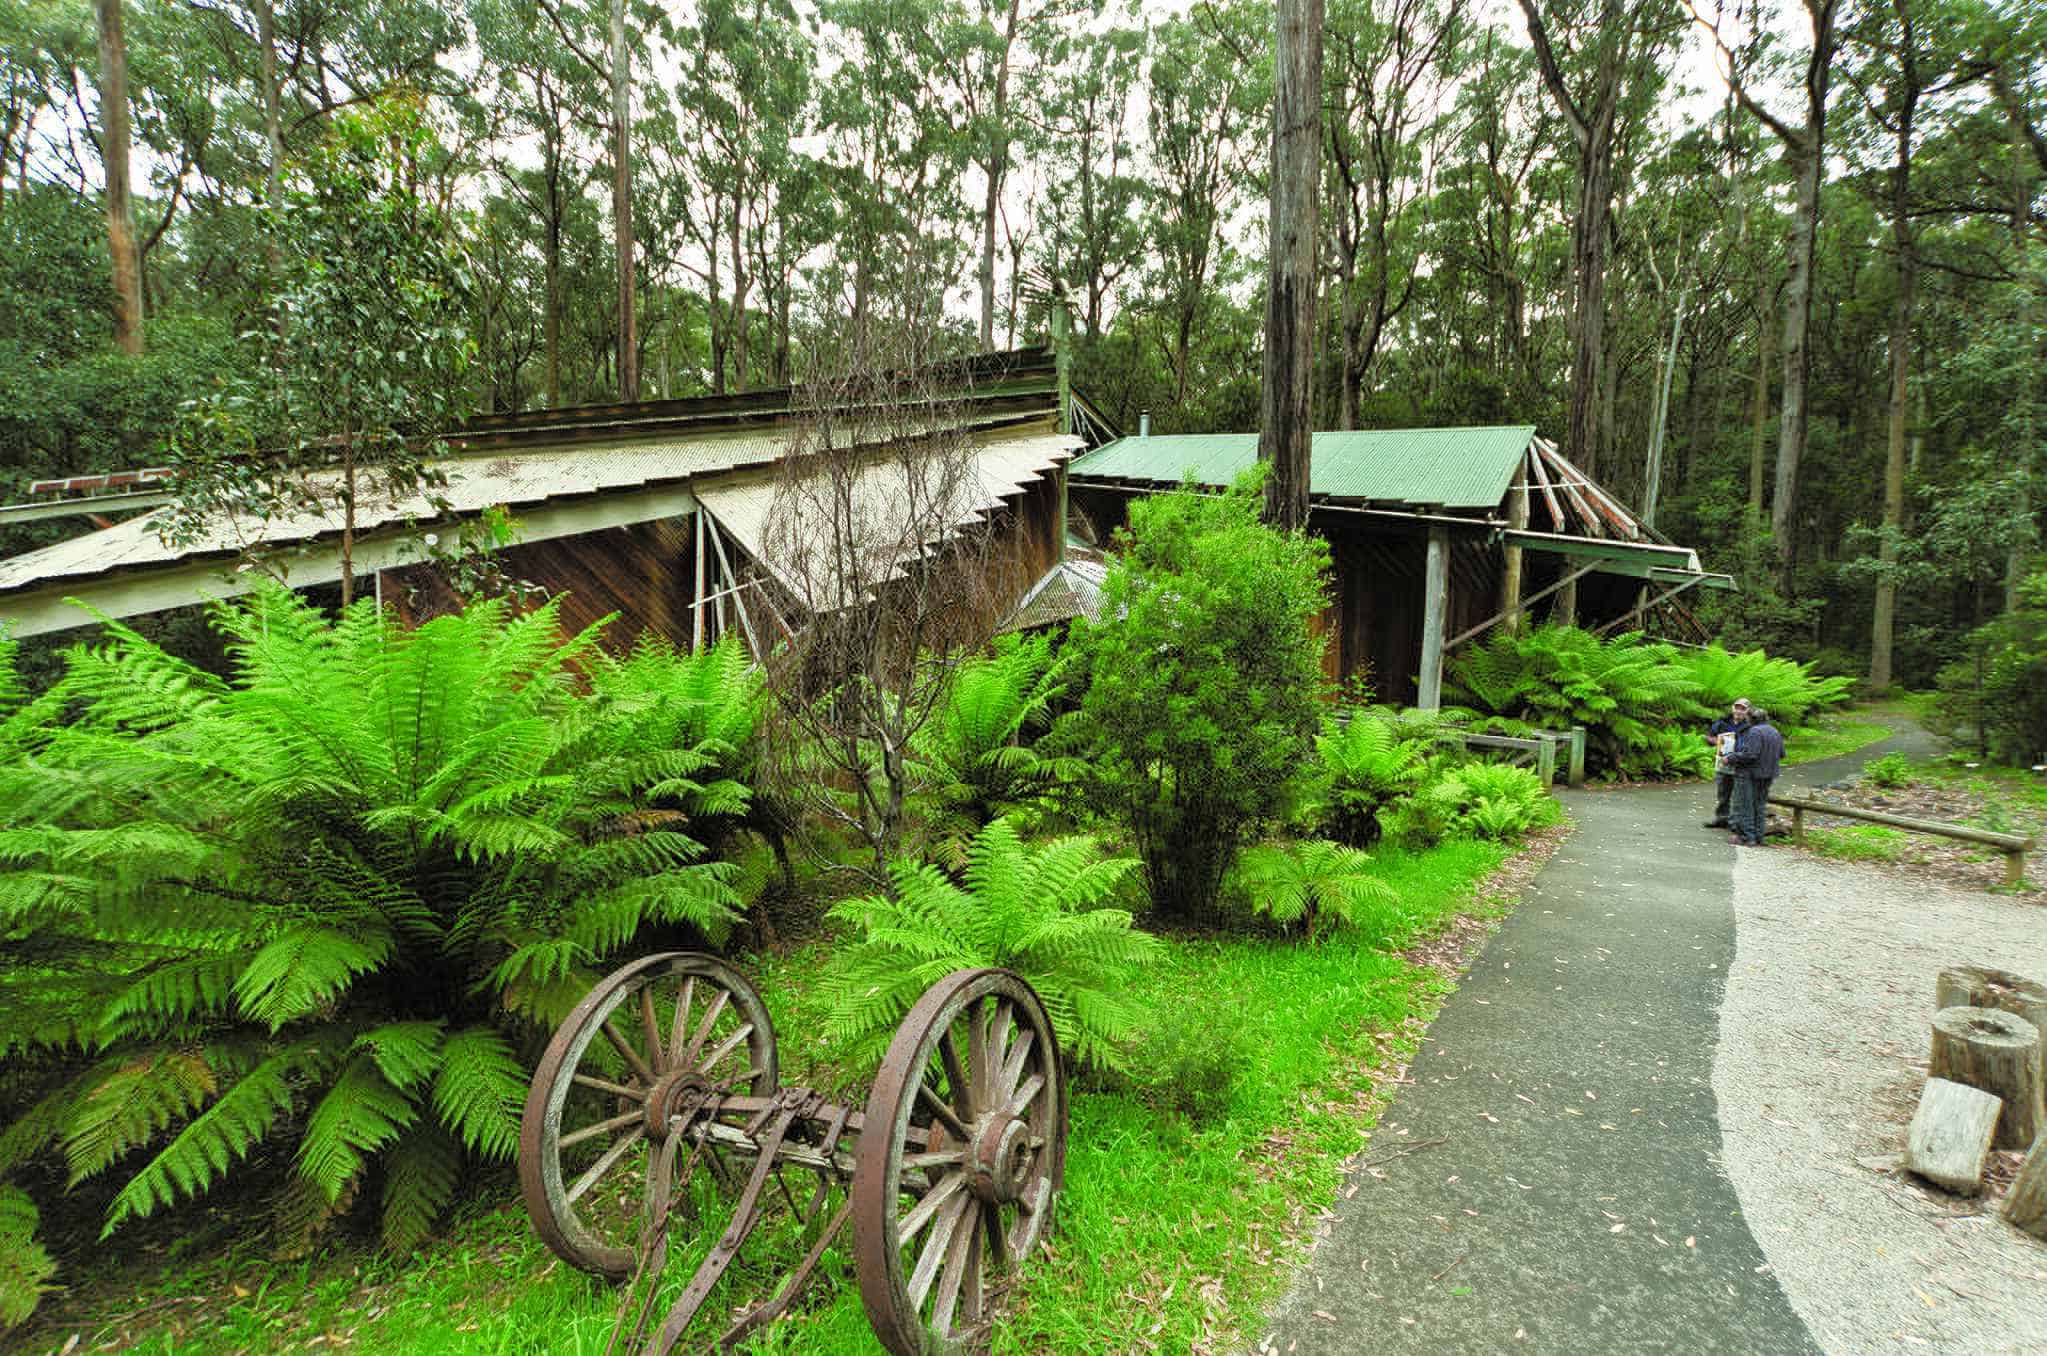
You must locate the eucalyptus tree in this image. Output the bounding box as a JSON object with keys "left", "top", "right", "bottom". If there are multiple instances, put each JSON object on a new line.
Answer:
{"left": 1322, "top": 0, "right": 1465, "bottom": 429}
{"left": 1032, "top": 22, "right": 1147, "bottom": 339}
{"left": 818, "top": 0, "right": 974, "bottom": 339}
{"left": 1260, "top": 0, "right": 1324, "bottom": 530}
{"left": 1694, "top": 0, "right": 1845, "bottom": 587}
{"left": 1143, "top": 3, "right": 1267, "bottom": 406}
{"left": 92, "top": 0, "right": 142, "bottom": 354}
{"left": 663, "top": 0, "right": 814, "bottom": 393}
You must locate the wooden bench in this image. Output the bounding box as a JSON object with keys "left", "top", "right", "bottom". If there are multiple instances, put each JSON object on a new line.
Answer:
{"left": 1773, "top": 793, "right": 2036, "bottom": 887}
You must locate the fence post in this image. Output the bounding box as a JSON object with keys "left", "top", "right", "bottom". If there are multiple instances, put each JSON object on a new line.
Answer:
{"left": 1791, "top": 805, "right": 1805, "bottom": 847}
{"left": 2008, "top": 849, "right": 2026, "bottom": 890}
{"left": 1537, "top": 736, "right": 1557, "bottom": 787}
{"left": 1568, "top": 727, "right": 1586, "bottom": 787}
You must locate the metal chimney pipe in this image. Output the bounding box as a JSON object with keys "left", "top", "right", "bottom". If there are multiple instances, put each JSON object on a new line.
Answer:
{"left": 1139, "top": 410, "right": 1151, "bottom": 438}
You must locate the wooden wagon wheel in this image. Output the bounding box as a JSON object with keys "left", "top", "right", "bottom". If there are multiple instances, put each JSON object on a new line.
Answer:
{"left": 851, "top": 969, "right": 1067, "bottom": 1355}
{"left": 519, "top": 952, "right": 779, "bottom": 1278}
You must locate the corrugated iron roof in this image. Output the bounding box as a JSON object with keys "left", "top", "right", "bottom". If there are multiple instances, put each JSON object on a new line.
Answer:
{"left": 0, "top": 415, "right": 1049, "bottom": 597}
{"left": 1066, "top": 425, "right": 1536, "bottom": 510}
{"left": 700, "top": 430, "right": 1075, "bottom": 609}
{"left": 1001, "top": 558, "right": 1110, "bottom": 632}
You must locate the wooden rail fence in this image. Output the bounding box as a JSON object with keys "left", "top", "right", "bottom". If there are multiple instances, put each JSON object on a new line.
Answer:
{"left": 1774, "top": 793, "right": 2035, "bottom": 887}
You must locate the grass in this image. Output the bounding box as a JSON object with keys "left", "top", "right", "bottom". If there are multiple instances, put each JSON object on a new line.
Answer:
{"left": 13, "top": 839, "right": 1523, "bottom": 1356}
{"left": 1780, "top": 711, "right": 1894, "bottom": 767}
{"left": 1805, "top": 823, "right": 1910, "bottom": 864}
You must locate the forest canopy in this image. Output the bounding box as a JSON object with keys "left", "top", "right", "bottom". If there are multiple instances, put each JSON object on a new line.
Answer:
{"left": 0, "top": 0, "right": 2042, "bottom": 688}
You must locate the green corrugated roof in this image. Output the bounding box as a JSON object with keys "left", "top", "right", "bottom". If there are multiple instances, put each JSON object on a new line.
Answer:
{"left": 1067, "top": 425, "right": 1536, "bottom": 510}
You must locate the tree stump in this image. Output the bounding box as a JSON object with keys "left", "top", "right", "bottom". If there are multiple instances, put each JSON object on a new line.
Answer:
{"left": 1904, "top": 1077, "right": 2003, "bottom": 1195}
{"left": 1936, "top": 965, "right": 2047, "bottom": 1059}
{"left": 2003, "top": 1134, "right": 2047, "bottom": 1240}
{"left": 1930, "top": 1006, "right": 2044, "bottom": 1151}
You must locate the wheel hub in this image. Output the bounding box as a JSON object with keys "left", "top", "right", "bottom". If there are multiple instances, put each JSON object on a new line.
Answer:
{"left": 644, "top": 1070, "right": 715, "bottom": 1138}
{"left": 965, "top": 1115, "right": 1033, "bottom": 1204}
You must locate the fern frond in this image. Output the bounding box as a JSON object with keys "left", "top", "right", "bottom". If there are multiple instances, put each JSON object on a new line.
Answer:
{"left": 63, "top": 1049, "right": 219, "bottom": 1184}
{"left": 0, "top": 1185, "right": 56, "bottom": 1327}
{"left": 297, "top": 1056, "right": 418, "bottom": 1205}
{"left": 234, "top": 925, "right": 393, "bottom": 1031}
{"left": 380, "top": 1124, "right": 461, "bottom": 1253}
{"left": 431, "top": 1028, "right": 524, "bottom": 1163}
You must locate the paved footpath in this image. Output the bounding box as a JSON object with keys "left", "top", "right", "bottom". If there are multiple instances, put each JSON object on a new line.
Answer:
{"left": 1261, "top": 732, "right": 1935, "bottom": 1355}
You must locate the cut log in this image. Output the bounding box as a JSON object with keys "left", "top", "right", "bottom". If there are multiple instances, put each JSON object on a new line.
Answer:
{"left": 1935, "top": 965, "right": 2047, "bottom": 1040}
{"left": 1929, "top": 1006, "right": 2044, "bottom": 1150}
{"left": 1904, "top": 1077, "right": 2003, "bottom": 1195}
{"left": 2003, "top": 1133, "right": 2047, "bottom": 1240}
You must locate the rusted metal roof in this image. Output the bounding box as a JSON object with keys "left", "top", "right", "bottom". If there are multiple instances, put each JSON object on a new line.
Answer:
{"left": 1067, "top": 425, "right": 1538, "bottom": 510}
{"left": 699, "top": 431, "right": 1075, "bottom": 609}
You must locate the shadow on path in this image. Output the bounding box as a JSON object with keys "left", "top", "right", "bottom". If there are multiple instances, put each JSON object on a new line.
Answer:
{"left": 1260, "top": 725, "right": 1939, "bottom": 1354}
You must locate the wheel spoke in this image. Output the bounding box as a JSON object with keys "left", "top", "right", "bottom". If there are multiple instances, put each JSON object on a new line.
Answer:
{"left": 559, "top": 1108, "right": 642, "bottom": 1148}
{"left": 697, "top": 1023, "right": 755, "bottom": 1077}
{"left": 939, "top": 1026, "right": 974, "bottom": 1119}
{"left": 969, "top": 1001, "right": 992, "bottom": 1109}
{"left": 682, "top": 988, "right": 732, "bottom": 1068}
{"left": 997, "top": 1028, "right": 1034, "bottom": 1101}
{"left": 907, "top": 1192, "right": 971, "bottom": 1310}
{"left": 899, "top": 1149, "right": 966, "bottom": 1172}
{"left": 961, "top": 1206, "right": 987, "bottom": 1326}
{"left": 988, "top": 1002, "right": 1014, "bottom": 1097}
{"left": 669, "top": 976, "right": 696, "bottom": 1070}
{"left": 565, "top": 1126, "right": 645, "bottom": 1204}
{"left": 898, "top": 1170, "right": 967, "bottom": 1243}
{"left": 916, "top": 1082, "right": 970, "bottom": 1141}
{"left": 982, "top": 1201, "right": 1008, "bottom": 1273}
{"left": 601, "top": 1020, "right": 657, "bottom": 1086}
{"left": 1009, "top": 1176, "right": 1051, "bottom": 1259}
{"left": 930, "top": 1199, "right": 979, "bottom": 1333}
{"left": 571, "top": 1072, "right": 647, "bottom": 1101}
{"left": 1000, "top": 1073, "right": 1045, "bottom": 1121}
{"left": 638, "top": 985, "right": 665, "bottom": 1071}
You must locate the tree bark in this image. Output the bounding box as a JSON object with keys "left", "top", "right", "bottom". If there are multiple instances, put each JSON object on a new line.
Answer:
{"left": 94, "top": 0, "right": 143, "bottom": 356}
{"left": 2003, "top": 1136, "right": 2047, "bottom": 1240}
{"left": 1258, "top": 0, "right": 1323, "bottom": 532}
{"left": 1747, "top": 286, "right": 1772, "bottom": 535}
{"left": 1930, "top": 1006, "right": 2043, "bottom": 1151}
{"left": 609, "top": 0, "right": 638, "bottom": 402}
{"left": 1904, "top": 1077, "right": 2002, "bottom": 1195}
{"left": 1870, "top": 20, "right": 1917, "bottom": 694}
{"left": 977, "top": 0, "right": 1024, "bottom": 353}
{"left": 255, "top": 0, "right": 283, "bottom": 205}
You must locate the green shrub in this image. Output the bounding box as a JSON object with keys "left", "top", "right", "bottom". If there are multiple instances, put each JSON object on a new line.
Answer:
{"left": 1807, "top": 824, "right": 1908, "bottom": 863}
{"left": 1936, "top": 568, "right": 2047, "bottom": 765}
{"left": 1119, "top": 1014, "right": 1248, "bottom": 1127}
{"left": 0, "top": 589, "right": 744, "bottom": 1260}
{"left": 912, "top": 631, "right": 1077, "bottom": 829}
{"left": 1862, "top": 753, "right": 1914, "bottom": 789}
{"left": 1388, "top": 761, "right": 1557, "bottom": 847}
{"left": 1074, "top": 478, "right": 1331, "bottom": 917}
{"left": 821, "top": 817, "right": 1157, "bottom": 1072}
{"left": 1234, "top": 839, "right": 1402, "bottom": 942}
{"left": 1312, "top": 709, "right": 1450, "bottom": 846}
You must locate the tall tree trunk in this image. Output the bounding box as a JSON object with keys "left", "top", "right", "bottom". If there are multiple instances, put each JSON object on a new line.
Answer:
{"left": 1772, "top": 133, "right": 1825, "bottom": 585}
{"left": 609, "top": 0, "right": 638, "bottom": 402}
{"left": 977, "top": 0, "right": 1024, "bottom": 352}
{"left": 1871, "top": 18, "right": 1918, "bottom": 694}
{"left": 2008, "top": 81, "right": 2038, "bottom": 612}
{"left": 1748, "top": 285, "right": 1772, "bottom": 531}
{"left": 1259, "top": 0, "right": 1323, "bottom": 531}
{"left": 94, "top": 0, "right": 143, "bottom": 356}
{"left": 256, "top": 0, "right": 282, "bottom": 203}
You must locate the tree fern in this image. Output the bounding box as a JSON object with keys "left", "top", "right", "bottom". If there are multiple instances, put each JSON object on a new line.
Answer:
{"left": 1236, "top": 840, "right": 1403, "bottom": 941}
{"left": 0, "top": 1185, "right": 55, "bottom": 1327}
{"left": 822, "top": 817, "right": 1156, "bottom": 1072}
{"left": 0, "top": 586, "right": 763, "bottom": 1284}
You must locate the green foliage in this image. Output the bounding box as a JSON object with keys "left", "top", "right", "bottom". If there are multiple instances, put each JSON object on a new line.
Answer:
{"left": 1806, "top": 824, "right": 1909, "bottom": 864}
{"left": 1310, "top": 710, "right": 1444, "bottom": 846}
{"left": 1682, "top": 644, "right": 1854, "bottom": 727}
{"left": 912, "top": 631, "right": 1077, "bottom": 829}
{"left": 0, "top": 1184, "right": 55, "bottom": 1328}
{"left": 1448, "top": 625, "right": 1849, "bottom": 780}
{"left": 822, "top": 817, "right": 1157, "bottom": 1072}
{"left": 0, "top": 588, "right": 749, "bottom": 1260}
{"left": 1862, "top": 752, "right": 1915, "bottom": 789}
{"left": 1074, "top": 479, "right": 1332, "bottom": 916}
{"left": 1115, "top": 1013, "right": 1247, "bottom": 1127}
{"left": 1387, "top": 761, "right": 1558, "bottom": 849}
{"left": 1234, "top": 840, "right": 1402, "bottom": 942}
{"left": 1936, "top": 567, "right": 2047, "bottom": 765}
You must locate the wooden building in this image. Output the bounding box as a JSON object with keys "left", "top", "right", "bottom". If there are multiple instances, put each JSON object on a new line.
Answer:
{"left": 1067, "top": 426, "right": 1729, "bottom": 707}
{"left": 0, "top": 350, "right": 1112, "bottom": 653}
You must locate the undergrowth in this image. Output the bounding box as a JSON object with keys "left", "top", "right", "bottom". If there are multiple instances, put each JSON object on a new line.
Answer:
{"left": 7, "top": 840, "right": 1520, "bottom": 1356}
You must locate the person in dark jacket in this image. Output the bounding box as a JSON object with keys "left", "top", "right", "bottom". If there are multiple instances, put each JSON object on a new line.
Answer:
{"left": 1727, "top": 707, "right": 1785, "bottom": 846}
{"left": 1704, "top": 698, "right": 1751, "bottom": 828}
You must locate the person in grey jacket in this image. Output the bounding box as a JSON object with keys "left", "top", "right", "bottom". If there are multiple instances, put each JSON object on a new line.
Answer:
{"left": 1727, "top": 707, "right": 1785, "bottom": 846}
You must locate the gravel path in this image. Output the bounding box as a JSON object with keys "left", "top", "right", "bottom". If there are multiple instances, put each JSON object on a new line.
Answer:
{"left": 1717, "top": 848, "right": 2047, "bottom": 1354}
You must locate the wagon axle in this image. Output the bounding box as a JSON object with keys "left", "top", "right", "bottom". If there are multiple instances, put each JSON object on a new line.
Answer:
{"left": 517, "top": 955, "right": 1069, "bottom": 1355}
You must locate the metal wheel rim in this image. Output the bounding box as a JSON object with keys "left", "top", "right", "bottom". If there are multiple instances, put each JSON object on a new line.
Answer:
{"left": 519, "top": 951, "right": 778, "bottom": 1277}
{"left": 851, "top": 968, "right": 1067, "bottom": 1356}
